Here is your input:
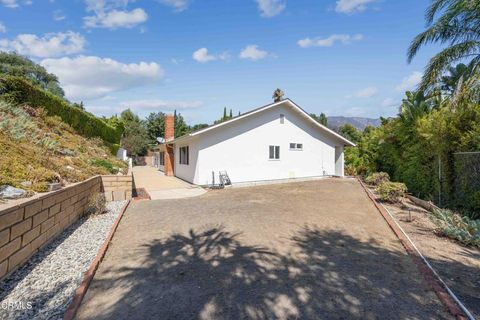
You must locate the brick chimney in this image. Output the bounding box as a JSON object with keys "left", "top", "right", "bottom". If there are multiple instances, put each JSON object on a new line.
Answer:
{"left": 164, "top": 115, "right": 175, "bottom": 176}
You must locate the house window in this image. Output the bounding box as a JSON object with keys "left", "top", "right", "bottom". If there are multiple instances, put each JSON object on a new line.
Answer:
{"left": 290, "top": 143, "right": 303, "bottom": 151}
{"left": 269, "top": 145, "right": 280, "bottom": 160}
{"left": 280, "top": 114, "right": 285, "bottom": 124}
{"left": 179, "top": 146, "right": 189, "bottom": 165}
{"left": 159, "top": 151, "right": 165, "bottom": 166}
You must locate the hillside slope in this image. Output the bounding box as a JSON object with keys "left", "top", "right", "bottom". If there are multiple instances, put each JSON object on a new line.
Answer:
{"left": 328, "top": 116, "right": 381, "bottom": 130}
{"left": 0, "top": 101, "right": 127, "bottom": 193}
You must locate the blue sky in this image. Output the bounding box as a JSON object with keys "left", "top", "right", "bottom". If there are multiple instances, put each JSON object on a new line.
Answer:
{"left": 0, "top": 0, "right": 440, "bottom": 124}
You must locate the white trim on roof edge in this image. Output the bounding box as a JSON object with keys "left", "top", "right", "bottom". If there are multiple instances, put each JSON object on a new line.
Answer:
{"left": 169, "top": 98, "right": 356, "bottom": 147}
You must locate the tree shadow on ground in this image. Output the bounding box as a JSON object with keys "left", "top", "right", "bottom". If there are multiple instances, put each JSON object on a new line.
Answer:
{"left": 84, "top": 225, "right": 473, "bottom": 320}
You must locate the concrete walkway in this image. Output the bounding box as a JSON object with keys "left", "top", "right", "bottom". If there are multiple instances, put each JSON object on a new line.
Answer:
{"left": 76, "top": 179, "right": 451, "bottom": 320}
{"left": 131, "top": 166, "right": 206, "bottom": 200}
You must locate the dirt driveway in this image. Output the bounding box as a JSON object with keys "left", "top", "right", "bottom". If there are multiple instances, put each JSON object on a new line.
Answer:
{"left": 76, "top": 178, "right": 452, "bottom": 320}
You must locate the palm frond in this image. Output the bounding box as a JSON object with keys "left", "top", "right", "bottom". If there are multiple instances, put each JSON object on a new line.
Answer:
{"left": 426, "top": 0, "right": 455, "bottom": 24}
{"left": 409, "top": 0, "right": 480, "bottom": 62}
{"left": 420, "top": 40, "right": 480, "bottom": 91}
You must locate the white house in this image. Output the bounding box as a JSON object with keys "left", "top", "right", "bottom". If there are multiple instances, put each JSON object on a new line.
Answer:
{"left": 156, "top": 98, "right": 355, "bottom": 186}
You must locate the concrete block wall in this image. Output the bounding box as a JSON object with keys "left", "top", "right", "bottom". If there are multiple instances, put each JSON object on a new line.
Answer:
{"left": 101, "top": 175, "right": 133, "bottom": 201}
{"left": 0, "top": 177, "right": 101, "bottom": 279}
{"left": 0, "top": 174, "right": 133, "bottom": 280}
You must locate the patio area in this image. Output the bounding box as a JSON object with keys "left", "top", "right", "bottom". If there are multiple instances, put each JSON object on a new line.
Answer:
{"left": 131, "top": 166, "right": 207, "bottom": 200}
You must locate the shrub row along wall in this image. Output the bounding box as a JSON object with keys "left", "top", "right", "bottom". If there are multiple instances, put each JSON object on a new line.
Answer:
{"left": 0, "top": 175, "right": 132, "bottom": 280}
{"left": 0, "top": 76, "right": 123, "bottom": 145}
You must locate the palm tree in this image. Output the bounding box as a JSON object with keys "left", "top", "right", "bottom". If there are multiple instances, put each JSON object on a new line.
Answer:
{"left": 407, "top": 0, "right": 480, "bottom": 91}
{"left": 272, "top": 88, "right": 284, "bottom": 102}
{"left": 440, "top": 63, "right": 471, "bottom": 94}
{"left": 399, "top": 91, "right": 435, "bottom": 124}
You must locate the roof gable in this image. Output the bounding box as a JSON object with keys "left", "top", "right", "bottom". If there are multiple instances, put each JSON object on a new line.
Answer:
{"left": 170, "top": 99, "right": 356, "bottom": 147}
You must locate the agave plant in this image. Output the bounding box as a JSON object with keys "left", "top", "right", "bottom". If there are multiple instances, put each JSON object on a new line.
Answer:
{"left": 431, "top": 208, "right": 480, "bottom": 247}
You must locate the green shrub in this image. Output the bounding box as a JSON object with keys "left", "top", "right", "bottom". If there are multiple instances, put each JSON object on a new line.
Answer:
{"left": 431, "top": 208, "right": 480, "bottom": 247}
{"left": 105, "top": 142, "right": 120, "bottom": 156}
{"left": 0, "top": 76, "right": 123, "bottom": 144}
{"left": 91, "top": 159, "right": 118, "bottom": 174}
{"left": 376, "top": 181, "right": 407, "bottom": 203}
{"left": 365, "top": 172, "right": 390, "bottom": 186}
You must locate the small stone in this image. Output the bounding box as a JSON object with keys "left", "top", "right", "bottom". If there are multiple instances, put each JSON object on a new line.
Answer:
{"left": 20, "top": 181, "right": 33, "bottom": 187}
{"left": 0, "top": 185, "right": 27, "bottom": 199}
{"left": 59, "top": 149, "right": 76, "bottom": 156}
{"left": 48, "top": 183, "right": 62, "bottom": 192}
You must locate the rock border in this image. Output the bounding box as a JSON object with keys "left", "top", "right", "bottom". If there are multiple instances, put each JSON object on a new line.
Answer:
{"left": 63, "top": 199, "right": 131, "bottom": 320}
{"left": 357, "top": 178, "right": 467, "bottom": 320}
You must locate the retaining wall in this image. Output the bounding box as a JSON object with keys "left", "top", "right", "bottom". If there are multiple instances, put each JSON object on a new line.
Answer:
{"left": 0, "top": 174, "right": 132, "bottom": 280}
{"left": 101, "top": 176, "right": 133, "bottom": 201}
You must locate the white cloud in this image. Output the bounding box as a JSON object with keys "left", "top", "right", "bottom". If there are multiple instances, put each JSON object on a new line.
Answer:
{"left": 83, "top": 0, "right": 147, "bottom": 29}
{"left": 1, "top": 0, "right": 31, "bottom": 7}
{"left": 352, "top": 86, "right": 378, "bottom": 98}
{"left": 84, "top": 8, "right": 147, "bottom": 29}
{"left": 41, "top": 55, "right": 164, "bottom": 100}
{"left": 1, "top": 0, "right": 19, "bottom": 8}
{"left": 239, "top": 45, "right": 270, "bottom": 61}
{"left": 1, "top": 0, "right": 16, "bottom": 7}
{"left": 335, "top": 0, "right": 378, "bottom": 14}
{"left": 396, "top": 71, "right": 423, "bottom": 92}
{"left": 192, "top": 48, "right": 215, "bottom": 63}
{"left": 53, "top": 10, "right": 66, "bottom": 21}
{"left": 345, "top": 106, "right": 366, "bottom": 117}
{"left": 381, "top": 98, "right": 398, "bottom": 108}
{"left": 192, "top": 48, "right": 229, "bottom": 63}
{"left": 156, "top": 0, "right": 191, "bottom": 11}
{"left": 0, "top": 22, "right": 6, "bottom": 33}
{"left": 121, "top": 99, "right": 203, "bottom": 110}
{"left": 298, "top": 34, "right": 363, "bottom": 48}
{"left": 0, "top": 31, "right": 86, "bottom": 58}
{"left": 256, "top": 0, "right": 286, "bottom": 17}
{"left": 88, "top": 99, "right": 202, "bottom": 116}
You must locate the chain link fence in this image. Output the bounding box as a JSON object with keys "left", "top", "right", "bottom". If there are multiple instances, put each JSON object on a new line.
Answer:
{"left": 452, "top": 152, "right": 480, "bottom": 219}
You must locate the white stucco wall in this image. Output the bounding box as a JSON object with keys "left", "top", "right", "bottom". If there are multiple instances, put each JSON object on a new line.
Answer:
{"left": 177, "top": 103, "right": 347, "bottom": 185}
{"left": 174, "top": 138, "right": 201, "bottom": 183}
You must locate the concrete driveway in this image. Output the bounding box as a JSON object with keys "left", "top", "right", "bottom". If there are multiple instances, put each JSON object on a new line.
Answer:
{"left": 132, "top": 166, "right": 206, "bottom": 200}
{"left": 76, "top": 178, "right": 451, "bottom": 320}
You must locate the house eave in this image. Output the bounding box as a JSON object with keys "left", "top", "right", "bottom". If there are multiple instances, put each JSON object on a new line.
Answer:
{"left": 168, "top": 98, "right": 356, "bottom": 147}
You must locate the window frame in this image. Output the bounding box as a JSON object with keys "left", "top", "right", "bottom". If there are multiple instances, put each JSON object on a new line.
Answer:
{"left": 289, "top": 143, "right": 303, "bottom": 151}
{"left": 269, "top": 145, "right": 280, "bottom": 160}
{"left": 159, "top": 151, "right": 165, "bottom": 166}
{"left": 179, "top": 146, "right": 189, "bottom": 165}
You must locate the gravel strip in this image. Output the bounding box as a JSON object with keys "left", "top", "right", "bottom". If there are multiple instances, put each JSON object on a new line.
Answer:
{"left": 0, "top": 200, "right": 127, "bottom": 320}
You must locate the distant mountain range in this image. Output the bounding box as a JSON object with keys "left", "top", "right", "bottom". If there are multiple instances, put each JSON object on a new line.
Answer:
{"left": 327, "top": 116, "right": 381, "bottom": 131}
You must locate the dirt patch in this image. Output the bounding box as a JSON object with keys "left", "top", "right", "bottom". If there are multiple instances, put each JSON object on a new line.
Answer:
{"left": 76, "top": 179, "right": 453, "bottom": 319}
{"left": 368, "top": 187, "right": 480, "bottom": 319}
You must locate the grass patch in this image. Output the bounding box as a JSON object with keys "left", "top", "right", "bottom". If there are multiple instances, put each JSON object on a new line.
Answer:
{"left": 91, "top": 159, "right": 119, "bottom": 174}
